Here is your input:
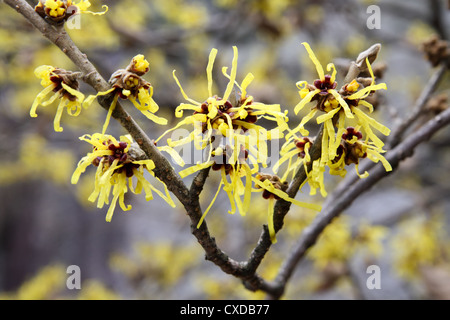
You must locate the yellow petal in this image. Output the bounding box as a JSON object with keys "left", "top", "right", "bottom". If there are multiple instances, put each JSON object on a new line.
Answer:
{"left": 220, "top": 46, "right": 238, "bottom": 103}
{"left": 240, "top": 73, "right": 255, "bottom": 98}
{"left": 242, "top": 163, "right": 253, "bottom": 215}
{"left": 61, "top": 82, "right": 84, "bottom": 102}
{"left": 358, "top": 99, "right": 374, "bottom": 113}
{"left": 140, "top": 109, "right": 168, "bottom": 125}
{"left": 327, "top": 63, "right": 337, "bottom": 84}
{"left": 173, "top": 70, "right": 200, "bottom": 105}
{"left": 316, "top": 105, "right": 340, "bottom": 124}
{"left": 101, "top": 93, "right": 119, "bottom": 135}
{"left": 329, "top": 89, "right": 354, "bottom": 119}
{"left": 30, "top": 85, "right": 55, "bottom": 117}
{"left": 158, "top": 146, "right": 186, "bottom": 167}
{"left": 302, "top": 42, "right": 325, "bottom": 80}
{"left": 53, "top": 98, "right": 67, "bottom": 132}
{"left": 347, "top": 82, "right": 387, "bottom": 100}
{"left": 179, "top": 161, "right": 214, "bottom": 178}
{"left": 352, "top": 107, "right": 391, "bottom": 136}
{"left": 294, "top": 89, "right": 320, "bottom": 114}
{"left": 207, "top": 48, "right": 218, "bottom": 97}
{"left": 197, "top": 180, "right": 223, "bottom": 229}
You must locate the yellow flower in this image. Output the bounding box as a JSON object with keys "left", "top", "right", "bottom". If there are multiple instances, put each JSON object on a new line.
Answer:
{"left": 273, "top": 135, "right": 313, "bottom": 182}
{"left": 30, "top": 65, "right": 86, "bottom": 132}
{"left": 130, "top": 54, "right": 149, "bottom": 75}
{"left": 35, "top": 0, "right": 108, "bottom": 23}
{"left": 277, "top": 42, "right": 391, "bottom": 197}
{"left": 157, "top": 46, "right": 288, "bottom": 168}
{"left": 84, "top": 54, "right": 168, "bottom": 134}
{"left": 71, "top": 133, "right": 175, "bottom": 222}
{"left": 329, "top": 126, "right": 392, "bottom": 178}
{"left": 195, "top": 144, "right": 255, "bottom": 224}
{"left": 15, "top": 264, "right": 66, "bottom": 300}
{"left": 155, "top": 46, "right": 292, "bottom": 226}
{"left": 355, "top": 223, "right": 387, "bottom": 257}
{"left": 293, "top": 42, "right": 352, "bottom": 128}
{"left": 308, "top": 216, "right": 353, "bottom": 269}
{"left": 76, "top": 280, "right": 121, "bottom": 300}
{"left": 391, "top": 217, "right": 442, "bottom": 279}
{"left": 289, "top": 42, "right": 389, "bottom": 164}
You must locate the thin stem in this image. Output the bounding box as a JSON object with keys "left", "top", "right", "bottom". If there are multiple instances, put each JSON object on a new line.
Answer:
{"left": 387, "top": 63, "right": 448, "bottom": 149}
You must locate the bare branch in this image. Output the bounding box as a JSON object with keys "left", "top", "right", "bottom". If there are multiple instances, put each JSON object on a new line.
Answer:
{"left": 387, "top": 63, "right": 448, "bottom": 149}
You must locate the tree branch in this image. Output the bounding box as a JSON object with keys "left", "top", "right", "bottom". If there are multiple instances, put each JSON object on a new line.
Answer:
{"left": 387, "top": 63, "right": 448, "bottom": 149}
{"left": 266, "top": 103, "right": 450, "bottom": 299}
{"left": 4, "top": 0, "right": 248, "bottom": 282}
{"left": 239, "top": 45, "right": 383, "bottom": 292}
{"left": 9, "top": 0, "right": 445, "bottom": 300}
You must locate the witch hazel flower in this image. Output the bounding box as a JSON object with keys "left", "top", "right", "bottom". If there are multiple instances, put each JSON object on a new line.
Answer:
{"left": 157, "top": 46, "right": 288, "bottom": 170}
{"left": 273, "top": 133, "right": 313, "bottom": 182}
{"left": 155, "top": 46, "right": 318, "bottom": 229}
{"left": 71, "top": 133, "right": 175, "bottom": 221}
{"left": 35, "top": 0, "right": 108, "bottom": 24}
{"left": 195, "top": 144, "right": 255, "bottom": 228}
{"left": 288, "top": 42, "right": 389, "bottom": 164}
{"left": 30, "top": 65, "right": 86, "bottom": 132}
{"left": 156, "top": 45, "right": 287, "bottom": 183}
{"left": 276, "top": 42, "right": 392, "bottom": 197}
{"left": 85, "top": 54, "right": 168, "bottom": 135}
{"left": 329, "top": 126, "right": 392, "bottom": 178}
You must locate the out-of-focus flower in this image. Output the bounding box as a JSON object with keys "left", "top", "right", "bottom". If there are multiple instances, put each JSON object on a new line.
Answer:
{"left": 110, "top": 241, "right": 200, "bottom": 288}
{"left": 15, "top": 264, "right": 66, "bottom": 300}
{"left": 355, "top": 222, "right": 387, "bottom": 257}
{"left": 391, "top": 217, "right": 442, "bottom": 279}
{"left": 30, "top": 65, "right": 86, "bottom": 132}
{"left": 85, "top": 54, "right": 167, "bottom": 135}
{"left": 35, "top": 0, "right": 108, "bottom": 24}
{"left": 76, "top": 280, "right": 121, "bottom": 300}
{"left": 420, "top": 34, "right": 450, "bottom": 68}
{"left": 71, "top": 133, "right": 175, "bottom": 222}
{"left": 0, "top": 134, "right": 75, "bottom": 186}
{"left": 308, "top": 217, "right": 354, "bottom": 269}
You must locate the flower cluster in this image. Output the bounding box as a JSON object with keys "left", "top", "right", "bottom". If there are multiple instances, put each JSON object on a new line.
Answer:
{"left": 71, "top": 133, "right": 175, "bottom": 221}
{"left": 30, "top": 3, "right": 171, "bottom": 220}
{"left": 35, "top": 0, "right": 108, "bottom": 24}
{"left": 29, "top": 54, "right": 172, "bottom": 220}
{"left": 155, "top": 46, "right": 319, "bottom": 239}
{"left": 27, "top": 22, "right": 392, "bottom": 243}
{"left": 276, "top": 42, "right": 392, "bottom": 197}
